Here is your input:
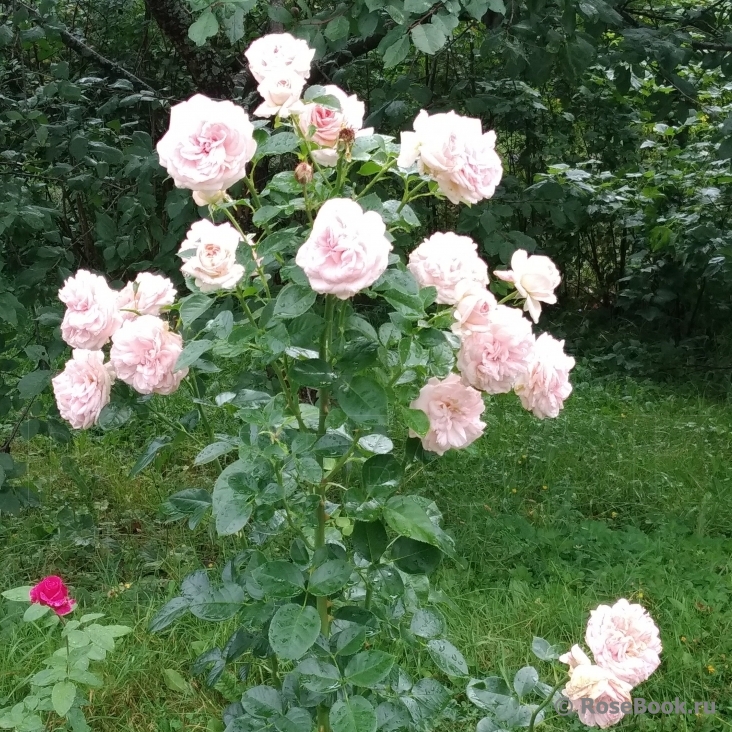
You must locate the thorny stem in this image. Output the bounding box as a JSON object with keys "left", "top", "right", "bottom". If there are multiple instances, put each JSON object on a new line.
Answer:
{"left": 528, "top": 676, "right": 566, "bottom": 732}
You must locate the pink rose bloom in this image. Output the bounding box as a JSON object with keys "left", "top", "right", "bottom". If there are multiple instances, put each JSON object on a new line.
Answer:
{"left": 457, "top": 305, "right": 535, "bottom": 394}
{"left": 451, "top": 279, "right": 498, "bottom": 337}
{"left": 407, "top": 233, "right": 489, "bottom": 305}
{"left": 110, "top": 315, "right": 187, "bottom": 395}
{"left": 559, "top": 643, "right": 594, "bottom": 670}
{"left": 494, "top": 249, "right": 561, "bottom": 323}
{"left": 297, "top": 85, "right": 373, "bottom": 167}
{"left": 563, "top": 661, "right": 633, "bottom": 728}
{"left": 585, "top": 599, "right": 662, "bottom": 687}
{"left": 30, "top": 576, "right": 76, "bottom": 616}
{"left": 254, "top": 68, "right": 306, "bottom": 119}
{"left": 192, "top": 190, "right": 229, "bottom": 207}
{"left": 59, "top": 269, "right": 121, "bottom": 350}
{"left": 179, "top": 219, "right": 246, "bottom": 293}
{"left": 117, "top": 273, "right": 177, "bottom": 321}
{"left": 52, "top": 350, "right": 114, "bottom": 430}
{"left": 245, "top": 32, "right": 315, "bottom": 83}
{"left": 295, "top": 198, "right": 391, "bottom": 299}
{"left": 156, "top": 94, "right": 256, "bottom": 194}
{"left": 410, "top": 374, "right": 486, "bottom": 456}
{"left": 514, "top": 333, "right": 574, "bottom": 419}
{"left": 398, "top": 110, "right": 503, "bottom": 205}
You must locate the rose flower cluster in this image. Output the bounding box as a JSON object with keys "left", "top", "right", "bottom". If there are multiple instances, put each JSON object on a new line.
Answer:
{"left": 559, "top": 599, "right": 663, "bottom": 728}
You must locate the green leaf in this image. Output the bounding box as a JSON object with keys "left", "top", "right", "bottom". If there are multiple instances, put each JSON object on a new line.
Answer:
{"left": 68, "top": 670, "right": 103, "bottom": 688}
{"left": 180, "top": 293, "right": 214, "bottom": 327}
{"left": 405, "top": 0, "right": 434, "bottom": 10}
{"left": 17, "top": 370, "right": 51, "bottom": 400}
{"left": 149, "top": 596, "right": 190, "bottom": 632}
{"left": 274, "top": 283, "right": 317, "bottom": 319}
{"left": 163, "top": 668, "right": 193, "bottom": 695}
{"left": 513, "top": 666, "right": 539, "bottom": 697}
{"left": 427, "top": 639, "right": 468, "bottom": 676}
{"left": 410, "top": 608, "right": 444, "bottom": 639}
{"left": 335, "top": 625, "right": 368, "bottom": 656}
{"left": 23, "top": 603, "right": 50, "bottom": 622}
{"left": 308, "top": 559, "right": 352, "bottom": 596}
{"left": 361, "top": 454, "right": 403, "bottom": 496}
{"left": 2, "top": 585, "right": 32, "bottom": 602}
{"left": 337, "top": 376, "right": 388, "bottom": 427}
{"left": 384, "top": 497, "right": 455, "bottom": 557}
{"left": 344, "top": 650, "right": 395, "bottom": 688}
{"left": 189, "top": 584, "right": 246, "bottom": 622}
{"left": 188, "top": 10, "right": 219, "bottom": 46}
{"left": 330, "top": 696, "right": 377, "bottom": 732}
{"left": 194, "top": 441, "right": 236, "bottom": 465}
{"left": 531, "top": 637, "right": 560, "bottom": 661}
{"left": 383, "top": 35, "right": 410, "bottom": 69}
{"left": 325, "top": 15, "right": 350, "bottom": 41}
{"left": 268, "top": 603, "right": 321, "bottom": 660}
{"left": 161, "top": 489, "right": 212, "bottom": 530}
{"left": 290, "top": 358, "right": 336, "bottom": 388}
{"left": 212, "top": 462, "right": 254, "bottom": 536}
{"left": 410, "top": 23, "right": 446, "bottom": 55}
{"left": 175, "top": 339, "right": 213, "bottom": 371}
{"left": 51, "top": 681, "right": 77, "bottom": 717}
{"left": 253, "top": 560, "right": 305, "bottom": 598}
{"left": 352, "top": 520, "right": 388, "bottom": 562}
{"left": 129, "top": 436, "right": 171, "bottom": 477}
{"left": 258, "top": 132, "right": 300, "bottom": 156}
{"left": 358, "top": 434, "right": 393, "bottom": 454}
{"left": 402, "top": 407, "right": 430, "bottom": 437}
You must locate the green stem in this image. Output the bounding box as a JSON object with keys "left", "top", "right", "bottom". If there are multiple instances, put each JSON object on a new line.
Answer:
{"left": 397, "top": 178, "right": 428, "bottom": 213}
{"left": 317, "top": 705, "right": 330, "bottom": 732}
{"left": 317, "top": 296, "right": 336, "bottom": 436}
{"left": 274, "top": 362, "right": 307, "bottom": 431}
{"left": 357, "top": 158, "right": 397, "bottom": 200}
{"left": 528, "top": 676, "right": 566, "bottom": 732}
{"left": 221, "top": 206, "right": 272, "bottom": 299}
{"left": 498, "top": 290, "right": 519, "bottom": 305}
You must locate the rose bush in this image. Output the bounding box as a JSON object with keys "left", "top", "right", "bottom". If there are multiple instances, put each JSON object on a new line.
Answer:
{"left": 50, "top": 33, "right": 587, "bottom": 732}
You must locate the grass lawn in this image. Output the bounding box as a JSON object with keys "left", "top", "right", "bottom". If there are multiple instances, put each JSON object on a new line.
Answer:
{"left": 1, "top": 371, "right": 731, "bottom": 731}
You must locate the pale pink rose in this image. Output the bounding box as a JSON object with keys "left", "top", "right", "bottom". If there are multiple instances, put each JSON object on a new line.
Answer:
{"left": 110, "top": 315, "right": 187, "bottom": 395}
{"left": 245, "top": 33, "right": 315, "bottom": 83}
{"left": 563, "top": 662, "right": 633, "bottom": 728}
{"left": 59, "top": 270, "right": 121, "bottom": 350}
{"left": 192, "top": 190, "right": 229, "bottom": 207}
{"left": 451, "top": 279, "right": 498, "bottom": 337}
{"left": 407, "top": 233, "right": 489, "bottom": 305}
{"left": 117, "top": 273, "right": 177, "bottom": 321}
{"left": 559, "top": 644, "right": 594, "bottom": 670}
{"left": 156, "top": 94, "right": 256, "bottom": 193}
{"left": 52, "top": 350, "right": 114, "bottom": 430}
{"left": 410, "top": 374, "right": 486, "bottom": 456}
{"left": 585, "top": 599, "right": 662, "bottom": 687}
{"left": 295, "top": 198, "right": 391, "bottom": 300}
{"left": 179, "top": 219, "right": 245, "bottom": 293}
{"left": 514, "top": 333, "right": 574, "bottom": 419}
{"left": 494, "top": 249, "right": 561, "bottom": 323}
{"left": 254, "top": 68, "right": 306, "bottom": 118}
{"left": 297, "top": 85, "right": 373, "bottom": 167}
{"left": 398, "top": 110, "right": 503, "bottom": 205}
{"left": 457, "top": 305, "right": 535, "bottom": 394}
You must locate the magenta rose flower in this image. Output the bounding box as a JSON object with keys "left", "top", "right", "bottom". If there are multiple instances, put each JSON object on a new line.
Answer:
{"left": 110, "top": 315, "right": 187, "bottom": 395}
{"left": 29, "top": 575, "right": 75, "bottom": 616}
{"left": 410, "top": 374, "right": 486, "bottom": 455}
{"left": 295, "top": 198, "right": 391, "bottom": 299}
{"left": 117, "top": 273, "right": 177, "bottom": 321}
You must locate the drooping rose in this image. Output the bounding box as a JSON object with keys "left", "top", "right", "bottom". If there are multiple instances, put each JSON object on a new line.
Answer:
{"left": 514, "top": 333, "right": 574, "bottom": 419}
{"left": 179, "top": 219, "right": 246, "bottom": 293}
{"left": 494, "top": 249, "right": 561, "bottom": 323}
{"left": 295, "top": 198, "right": 391, "bottom": 299}
{"left": 451, "top": 279, "right": 498, "bottom": 337}
{"left": 59, "top": 269, "right": 121, "bottom": 350}
{"left": 156, "top": 94, "right": 256, "bottom": 194}
{"left": 110, "top": 315, "right": 187, "bottom": 395}
{"left": 410, "top": 374, "right": 486, "bottom": 456}
{"left": 407, "top": 233, "right": 489, "bottom": 305}
{"left": 244, "top": 32, "right": 315, "bottom": 83}
{"left": 29, "top": 576, "right": 76, "bottom": 616}
{"left": 398, "top": 110, "right": 503, "bottom": 205}
{"left": 457, "top": 305, "right": 535, "bottom": 394}
{"left": 585, "top": 599, "right": 662, "bottom": 687}
{"left": 562, "top": 661, "right": 633, "bottom": 729}
{"left": 117, "top": 273, "right": 177, "bottom": 321}
{"left": 254, "top": 68, "right": 306, "bottom": 118}
{"left": 52, "top": 350, "right": 114, "bottom": 430}
{"left": 297, "top": 86, "right": 373, "bottom": 167}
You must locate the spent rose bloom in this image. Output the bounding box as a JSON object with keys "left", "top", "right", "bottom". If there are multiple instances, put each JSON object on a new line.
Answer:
{"left": 179, "top": 219, "right": 246, "bottom": 293}
{"left": 254, "top": 68, "right": 306, "bottom": 118}
{"left": 295, "top": 198, "right": 391, "bottom": 299}
{"left": 156, "top": 94, "right": 256, "bottom": 194}
{"left": 398, "top": 110, "right": 503, "bottom": 205}
{"left": 297, "top": 86, "right": 373, "bottom": 167}
{"left": 451, "top": 279, "right": 498, "bottom": 337}
{"left": 52, "top": 350, "right": 114, "bottom": 430}
{"left": 585, "top": 599, "right": 662, "bottom": 686}
{"left": 562, "top": 661, "right": 633, "bottom": 728}
{"left": 410, "top": 374, "right": 486, "bottom": 456}
{"left": 30, "top": 576, "right": 76, "bottom": 616}
{"left": 117, "top": 273, "right": 176, "bottom": 321}
{"left": 494, "top": 249, "right": 561, "bottom": 323}
{"left": 110, "top": 315, "right": 187, "bottom": 395}
{"left": 407, "top": 233, "right": 489, "bottom": 305}
{"left": 559, "top": 644, "right": 594, "bottom": 670}
{"left": 514, "top": 333, "right": 574, "bottom": 419}
{"left": 59, "top": 269, "right": 121, "bottom": 350}
{"left": 457, "top": 305, "right": 535, "bottom": 394}
{"left": 245, "top": 32, "right": 315, "bottom": 83}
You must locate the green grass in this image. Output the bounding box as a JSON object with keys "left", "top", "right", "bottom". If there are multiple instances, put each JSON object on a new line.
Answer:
{"left": 1, "top": 371, "right": 731, "bottom": 731}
